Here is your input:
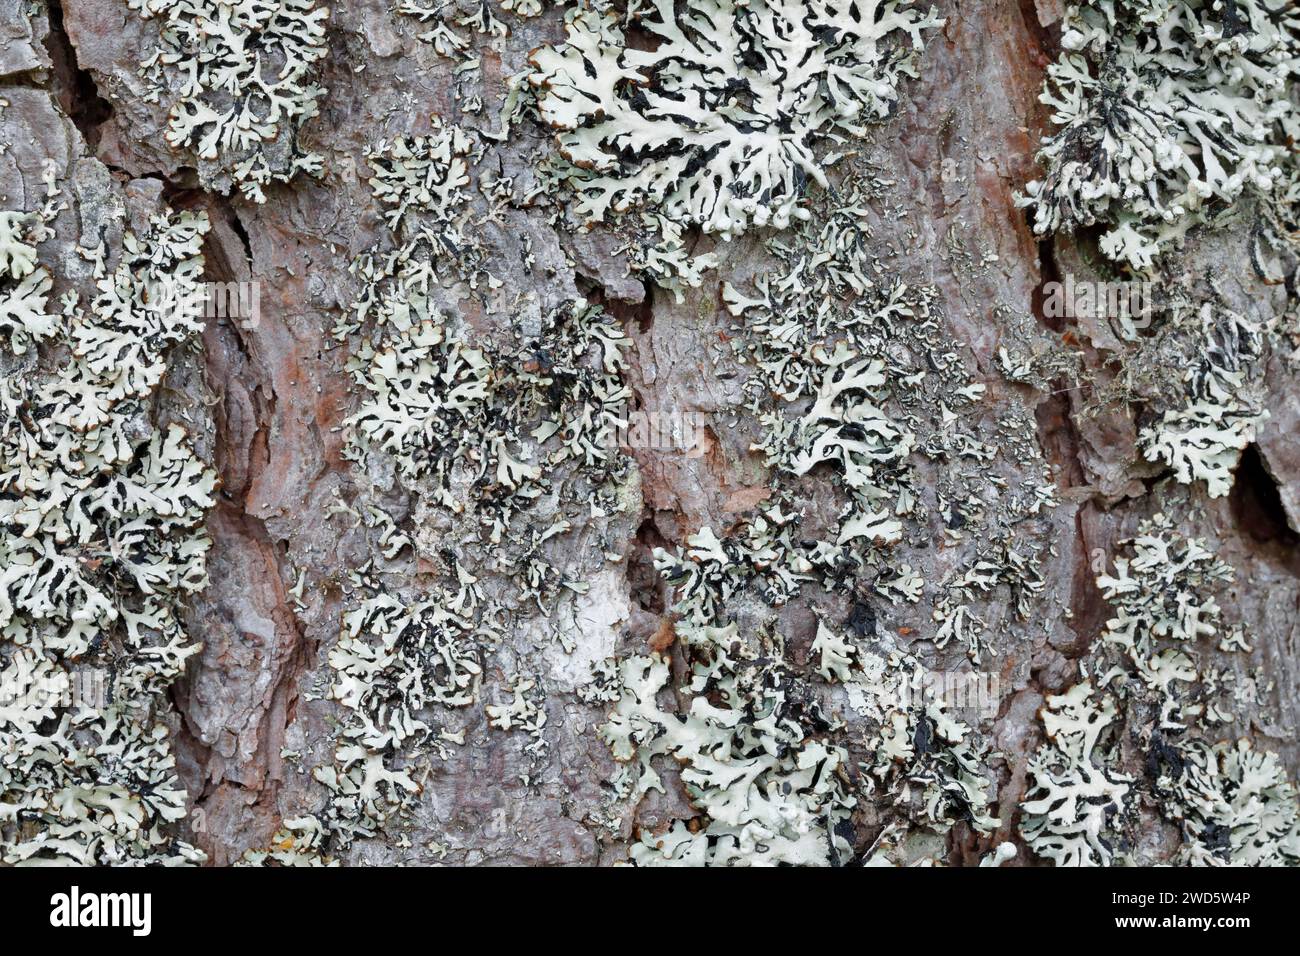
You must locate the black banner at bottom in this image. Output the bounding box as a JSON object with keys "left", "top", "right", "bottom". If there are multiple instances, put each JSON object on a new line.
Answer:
{"left": 0, "top": 865, "right": 1284, "bottom": 943}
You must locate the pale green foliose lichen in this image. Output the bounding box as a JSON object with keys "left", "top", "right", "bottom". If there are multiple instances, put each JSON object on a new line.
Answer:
{"left": 522, "top": 0, "right": 941, "bottom": 291}
{"left": 1021, "top": 0, "right": 1300, "bottom": 269}
{"left": 129, "top": 0, "right": 331, "bottom": 202}
{"left": 0, "top": 187, "right": 215, "bottom": 864}
{"left": 1020, "top": 518, "right": 1300, "bottom": 866}
{"left": 1138, "top": 302, "right": 1268, "bottom": 497}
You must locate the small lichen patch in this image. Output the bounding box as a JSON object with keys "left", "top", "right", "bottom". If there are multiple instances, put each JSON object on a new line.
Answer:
{"left": 1138, "top": 303, "right": 1268, "bottom": 498}
{"left": 1020, "top": 681, "right": 1133, "bottom": 867}
{"left": 1021, "top": 517, "right": 1300, "bottom": 866}
{"left": 1021, "top": 0, "right": 1300, "bottom": 269}
{"left": 522, "top": 0, "right": 941, "bottom": 290}
{"left": 129, "top": 0, "right": 330, "bottom": 202}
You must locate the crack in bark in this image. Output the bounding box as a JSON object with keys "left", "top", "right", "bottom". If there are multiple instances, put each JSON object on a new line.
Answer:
{"left": 1230, "top": 444, "right": 1300, "bottom": 576}
{"left": 39, "top": 0, "right": 111, "bottom": 148}
{"left": 167, "top": 195, "right": 317, "bottom": 863}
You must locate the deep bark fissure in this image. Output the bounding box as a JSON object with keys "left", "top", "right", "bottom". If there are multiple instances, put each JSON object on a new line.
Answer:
{"left": 40, "top": 0, "right": 111, "bottom": 147}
